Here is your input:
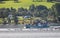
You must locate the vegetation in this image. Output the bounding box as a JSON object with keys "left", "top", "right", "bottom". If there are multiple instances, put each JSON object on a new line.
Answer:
{"left": 0, "top": 0, "right": 55, "bottom": 9}
{"left": 0, "top": 0, "right": 60, "bottom": 24}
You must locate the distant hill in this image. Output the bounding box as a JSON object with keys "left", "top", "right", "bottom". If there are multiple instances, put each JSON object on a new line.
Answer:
{"left": 0, "top": 0, "right": 55, "bottom": 9}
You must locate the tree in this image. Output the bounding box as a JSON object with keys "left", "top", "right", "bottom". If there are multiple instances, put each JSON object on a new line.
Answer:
{"left": 29, "top": 4, "right": 36, "bottom": 17}
{"left": 29, "top": 4, "right": 35, "bottom": 12}
{"left": 0, "top": 8, "right": 9, "bottom": 18}
{"left": 51, "top": 3, "right": 60, "bottom": 22}
{"left": 36, "top": 5, "right": 48, "bottom": 11}
{"left": 35, "top": 5, "right": 48, "bottom": 17}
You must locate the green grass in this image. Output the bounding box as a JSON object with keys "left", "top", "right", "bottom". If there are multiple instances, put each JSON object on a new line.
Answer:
{"left": 0, "top": 0, "right": 55, "bottom": 9}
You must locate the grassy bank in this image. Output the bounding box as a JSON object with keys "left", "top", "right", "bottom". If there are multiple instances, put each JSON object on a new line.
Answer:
{"left": 0, "top": 0, "right": 55, "bottom": 9}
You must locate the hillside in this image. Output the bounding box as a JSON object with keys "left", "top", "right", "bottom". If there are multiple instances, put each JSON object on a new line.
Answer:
{"left": 0, "top": 0, "right": 55, "bottom": 9}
